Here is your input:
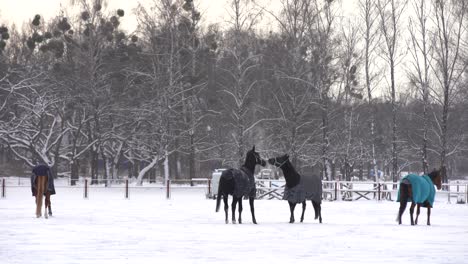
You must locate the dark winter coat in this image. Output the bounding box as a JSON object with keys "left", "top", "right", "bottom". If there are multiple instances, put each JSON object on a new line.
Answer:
{"left": 222, "top": 166, "right": 256, "bottom": 198}
{"left": 283, "top": 174, "right": 322, "bottom": 204}
{"left": 31, "top": 164, "right": 56, "bottom": 196}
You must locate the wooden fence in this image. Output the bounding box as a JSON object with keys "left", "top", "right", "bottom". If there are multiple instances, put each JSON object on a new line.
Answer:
{"left": 1, "top": 177, "right": 467, "bottom": 203}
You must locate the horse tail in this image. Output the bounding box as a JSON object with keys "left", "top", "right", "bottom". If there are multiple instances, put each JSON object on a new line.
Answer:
{"left": 215, "top": 174, "right": 225, "bottom": 212}
{"left": 35, "top": 176, "right": 47, "bottom": 217}
{"left": 216, "top": 190, "right": 222, "bottom": 212}
{"left": 396, "top": 183, "right": 409, "bottom": 222}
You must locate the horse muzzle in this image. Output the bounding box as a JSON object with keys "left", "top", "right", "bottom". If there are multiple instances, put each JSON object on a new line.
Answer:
{"left": 267, "top": 158, "right": 279, "bottom": 167}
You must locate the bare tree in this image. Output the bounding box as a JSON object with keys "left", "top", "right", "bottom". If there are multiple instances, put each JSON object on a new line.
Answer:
{"left": 215, "top": 0, "right": 265, "bottom": 167}
{"left": 261, "top": 0, "right": 321, "bottom": 168}
{"left": 0, "top": 85, "right": 69, "bottom": 170}
{"left": 336, "top": 22, "right": 364, "bottom": 181}
{"left": 431, "top": 0, "right": 467, "bottom": 184}
{"left": 309, "top": 0, "right": 339, "bottom": 181}
{"left": 359, "top": 0, "right": 382, "bottom": 182}
{"left": 407, "top": 0, "right": 433, "bottom": 174}
{"left": 376, "top": 0, "right": 408, "bottom": 184}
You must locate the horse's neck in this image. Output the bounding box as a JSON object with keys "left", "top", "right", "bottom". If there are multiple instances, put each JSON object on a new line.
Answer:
{"left": 281, "top": 161, "right": 300, "bottom": 187}
{"left": 241, "top": 161, "right": 255, "bottom": 176}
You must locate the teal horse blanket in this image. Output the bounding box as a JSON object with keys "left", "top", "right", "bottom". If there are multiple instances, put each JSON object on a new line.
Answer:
{"left": 397, "top": 174, "right": 435, "bottom": 207}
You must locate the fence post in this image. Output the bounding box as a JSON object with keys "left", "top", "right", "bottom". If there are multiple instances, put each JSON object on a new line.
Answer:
{"left": 377, "top": 183, "right": 381, "bottom": 201}
{"left": 334, "top": 181, "right": 338, "bottom": 201}
{"left": 208, "top": 179, "right": 211, "bottom": 197}
{"left": 125, "top": 178, "right": 129, "bottom": 199}
{"left": 84, "top": 178, "right": 88, "bottom": 199}
{"left": 1, "top": 178, "right": 5, "bottom": 198}
{"left": 465, "top": 184, "right": 468, "bottom": 205}
{"left": 166, "top": 179, "right": 171, "bottom": 199}
{"left": 447, "top": 183, "right": 451, "bottom": 204}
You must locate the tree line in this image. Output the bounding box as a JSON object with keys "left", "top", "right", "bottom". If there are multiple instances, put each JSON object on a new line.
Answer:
{"left": 1, "top": 0, "right": 467, "bottom": 185}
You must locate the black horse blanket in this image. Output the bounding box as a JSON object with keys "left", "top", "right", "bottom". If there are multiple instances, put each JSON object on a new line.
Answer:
{"left": 221, "top": 166, "right": 256, "bottom": 198}
{"left": 283, "top": 174, "right": 322, "bottom": 204}
{"left": 31, "top": 164, "right": 56, "bottom": 196}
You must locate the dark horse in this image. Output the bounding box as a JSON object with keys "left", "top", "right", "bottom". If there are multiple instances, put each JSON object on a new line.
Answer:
{"left": 396, "top": 168, "right": 443, "bottom": 225}
{"left": 31, "top": 164, "right": 56, "bottom": 218}
{"left": 215, "top": 146, "right": 266, "bottom": 224}
{"left": 268, "top": 154, "right": 322, "bottom": 223}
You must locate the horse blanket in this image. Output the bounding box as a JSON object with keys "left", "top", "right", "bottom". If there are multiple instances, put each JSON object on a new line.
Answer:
{"left": 397, "top": 174, "right": 435, "bottom": 207}
{"left": 31, "top": 164, "right": 56, "bottom": 196}
{"left": 283, "top": 175, "right": 322, "bottom": 204}
{"left": 222, "top": 166, "right": 256, "bottom": 198}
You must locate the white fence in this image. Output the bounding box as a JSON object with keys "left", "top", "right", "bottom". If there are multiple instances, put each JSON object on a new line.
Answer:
{"left": 1, "top": 177, "right": 467, "bottom": 203}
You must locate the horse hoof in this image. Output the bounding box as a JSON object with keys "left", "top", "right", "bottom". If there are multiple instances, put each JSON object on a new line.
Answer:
{"left": 232, "top": 220, "right": 237, "bottom": 224}
{"left": 253, "top": 220, "right": 257, "bottom": 224}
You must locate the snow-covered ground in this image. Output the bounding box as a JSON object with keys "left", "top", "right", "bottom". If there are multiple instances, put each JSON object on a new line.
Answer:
{"left": 1, "top": 185, "right": 467, "bottom": 264}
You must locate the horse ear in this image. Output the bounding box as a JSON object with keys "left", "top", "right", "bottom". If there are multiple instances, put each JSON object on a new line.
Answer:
{"left": 252, "top": 145, "right": 255, "bottom": 151}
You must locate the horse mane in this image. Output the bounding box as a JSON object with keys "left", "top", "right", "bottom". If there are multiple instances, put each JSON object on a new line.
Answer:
{"left": 243, "top": 150, "right": 256, "bottom": 174}
{"left": 281, "top": 159, "right": 301, "bottom": 188}
{"left": 427, "top": 169, "right": 440, "bottom": 180}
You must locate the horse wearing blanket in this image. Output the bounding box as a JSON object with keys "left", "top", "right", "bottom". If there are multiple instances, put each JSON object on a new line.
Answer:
{"left": 215, "top": 146, "right": 266, "bottom": 224}
{"left": 31, "top": 164, "right": 56, "bottom": 218}
{"left": 268, "top": 154, "right": 323, "bottom": 223}
{"left": 396, "top": 168, "right": 443, "bottom": 225}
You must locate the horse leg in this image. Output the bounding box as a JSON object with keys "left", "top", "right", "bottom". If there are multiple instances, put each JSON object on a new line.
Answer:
{"left": 397, "top": 183, "right": 409, "bottom": 224}
{"left": 300, "top": 201, "right": 306, "bottom": 223}
{"left": 223, "top": 195, "right": 229, "bottom": 224}
{"left": 44, "top": 177, "right": 48, "bottom": 219}
{"left": 415, "top": 204, "right": 421, "bottom": 225}
{"left": 318, "top": 203, "right": 322, "bottom": 223}
{"left": 35, "top": 176, "right": 46, "bottom": 218}
{"left": 427, "top": 207, "right": 431, "bottom": 225}
{"left": 312, "top": 201, "right": 318, "bottom": 219}
{"left": 313, "top": 200, "right": 322, "bottom": 223}
{"left": 289, "top": 202, "right": 296, "bottom": 223}
{"left": 409, "top": 202, "right": 416, "bottom": 225}
{"left": 231, "top": 197, "right": 238, "bottom": 224}
{"left": 249, "top": 197, "right": 257, "bottom": 224}
{"left": 238, "top": 198, "right": 243, "bottom": 224}
{"left": 46, "top": 193, "right": 52, "bottom": 216}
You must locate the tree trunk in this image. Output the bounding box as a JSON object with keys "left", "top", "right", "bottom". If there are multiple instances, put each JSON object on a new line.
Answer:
{"left": 189, "top": 132, "right": 195, "bottom": 186}
{"left": 70, "top": 160, "right": 79, "bottom": 186}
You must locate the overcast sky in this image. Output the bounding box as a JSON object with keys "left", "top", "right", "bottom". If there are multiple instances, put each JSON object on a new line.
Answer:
{"left": 0, "top": 0, "right": 269, "bottom": 31}
{"left": 0, "top": 0, "right": 357, "bottom": 32}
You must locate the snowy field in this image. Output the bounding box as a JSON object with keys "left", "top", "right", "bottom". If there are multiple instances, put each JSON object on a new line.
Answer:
{"left": 1, "top": 185, "right": 468, "bottom": 264}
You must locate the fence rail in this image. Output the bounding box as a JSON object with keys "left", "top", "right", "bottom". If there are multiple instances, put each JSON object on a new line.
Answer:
{"left": 1, "top": 176, "right": 467, "bottom": 203}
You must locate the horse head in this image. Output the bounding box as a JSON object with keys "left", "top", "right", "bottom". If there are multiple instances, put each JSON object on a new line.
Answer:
{"left": 428, "top": 167, "right": 443, "bottom": 190}
{"left": 268, "top": 154, "right": 289, "bottom": 168}
{"left": 246, "top": 145, "right": 266, "bottom": 167}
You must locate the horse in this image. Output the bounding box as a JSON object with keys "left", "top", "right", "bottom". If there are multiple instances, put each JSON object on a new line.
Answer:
{"left": 268, "top": 154, "right": 322, "bottom": 223}
{"left": 31, "top": 164, "right": 56, "bottom": 218}
{"left": 396, "top": 168, "right": 443, "bottom": 225}
{"left": 215, "top": 146, "right": 266, "bottom": 224}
